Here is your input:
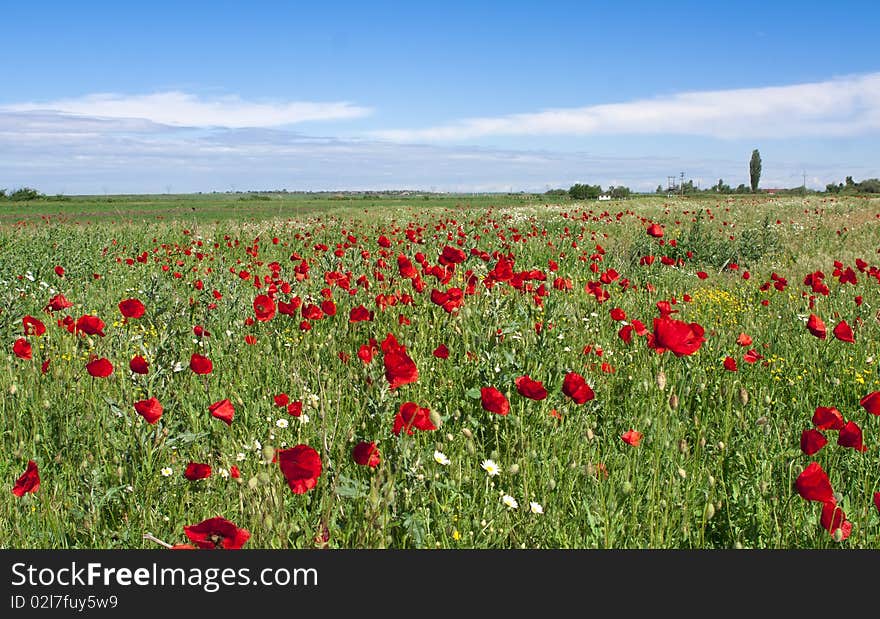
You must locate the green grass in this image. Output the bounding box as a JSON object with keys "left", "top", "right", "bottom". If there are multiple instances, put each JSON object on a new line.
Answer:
{"left": 1, "top": 193, "right": 878, "bottom": 549}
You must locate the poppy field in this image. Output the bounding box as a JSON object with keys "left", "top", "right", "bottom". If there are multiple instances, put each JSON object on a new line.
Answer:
{"left": 2, "top": 193, "right": 879, "bottom": 549}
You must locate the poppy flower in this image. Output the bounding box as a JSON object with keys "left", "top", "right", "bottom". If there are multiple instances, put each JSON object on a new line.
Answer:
{"left": 647, "top": 316, "right": 706, "bottom": 357}
{"left": 54, "top": 265, "right": 65, "bottom": 277}
{"left": 806, "top": 314, "right": 826, "bottom": 339}
{"left": 618, "top": 325, "right": 634, "bottom": 344}
{"left": 253, "top": 294, "right": 276, "bottom": 322}
{"left": 832, "top": 320, "right": 854, "bottom": 343}
{"left": 184, "top": 462, "right": 212, "bottom": 480}
{"left": 392, "top": 401, "right": 437, "bottom": 435}
{"left": 129, "top": 355, "right": 149, "bottom": 374}
{"left": 44, "top": 293, "right": 73, "bottom": 312}
{"left": 800, "top": 429, "right": 827, "bottom": 455}
{"left": 860, "top": 391, "right": 880, "bottom": 415}
{"left": 119, "top": 298, "right": 146, "bottom": 319}
{"left": 274, "top": 393, "right": 290, "bottom": 407}
{"left": 515, "top": 375, "right": 548, "bottom": 400}
{"left": 433, "top": 344, "right": 449, "bottom": 359}
{"left": 189, "top": 353, "right": 213, "bottom": 375}
{"left": 287, "top": 401, "right": 303, "bottom": 417}
{"left": 41, "top": 359, "right": 50, "bottom": 374}
{"left": 134, "top": 397, "right": 163, "bottom": 424}
{"left": 562, "top": 372, "right": 595, "bottom": 405}
{"left": 795, "top": 462, "right": 834, "bottom": 503}
{"left": 22, "top": 316, "right": 46, "bottom": 336}
{"left": 277, "top": 444, "right": 322, "bottom": 494}
{"left": 481, "top": 386, "right": 510, "bottom": 416}
{"left": 696, "top": 271, "right": 708, "bottom": 280}
{"left": 75, "top": 315, "right": 106, "bottom": 337}
{"left": 646, "top": 223, "right": 663, "bottom": 238}
{"left": 193, "top": 325, "right": 211, "bottom": 337}
{"left": 743, "top": 349, "right": 763, "bottom": 364}
{"left": 874, "top": 492, "right": 880, "bottom": 516}
{"left": 352, "top": 442, "right": 381, "bottom": 468}
{"left": 609, "top": 308, "right": 626, "bottom": 321}
{"left": 349, "top": 305, "right": 373, "bottom": 323}
{"left": 86, "top": 357, "right": 113, "bottom": 378}
{"left": 820, "top": 502, "right": 852, "bottom": 540}
{"left": 439, "top": 245, "right": 467, "bottom": 265}
{"left": 183, "top": 516, "right": 250, "bottom": 549}
{"left": 12, "top": 460, "right": 40, "bottom": 497}
{"left": 812, "top": 406, "right": 844, "bottom": 430}
{"left": 320, "top": 300, "right": 337, "bottom": 317}
{"left": 736, "top": 333, "right": 752, "bottom": 347}
{"left": 230, "top": 466, "right": 240, "bottom": 479}
{"left": 13, "top": 338, "right": 32, "bottom": 360}
{"left": 621, "top": 429, "right": 643, "bottom": 446}
{"left": 381, "top": 333, "right": 419, "bottom": 389}
{"left": 208, "top": 398, "right": 234, "bottom": 425}
{"left": 723, "top": 356, "right": 738, "bottom": 372}
{"left": 838, "top": 421, "right": 867, "bottom": 452}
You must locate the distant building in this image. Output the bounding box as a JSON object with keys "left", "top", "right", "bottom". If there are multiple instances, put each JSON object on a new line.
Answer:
{"left": 598, "top": 194, "right": 611, "bottom": 201}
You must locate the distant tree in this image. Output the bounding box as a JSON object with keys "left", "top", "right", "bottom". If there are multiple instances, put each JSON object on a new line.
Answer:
{"left": 857, "top": 178, "right": 880, "bottom": 193}
{"left": 749, "top": 149, "right": 762, "bottom": 192}
{"left": 825, "top": 183, "right": 842, "bottom": 194}
{"left": 610, "top": 185, "right": 631, "bottom": 199}
{"left": 544, "top": 188, "right": 568, "bottom": 197}
{"left": 0, "top": 188, "right": 6, "bottom": 199}
{"left": 735, "top": 183, "right": 749, "bottom": 194}
{"left": 568, "top": 183, "right": 603, "bottom": 200}
{"left": 845, "top": 176, "right": 855, "bottom": 187}
{"left": 656, "top": 185, "right": 664, "bottom": 194}
{"left": 10, "top": 187, "right": 42, "bottom": 201}
{"left": 715, "top": 178, "right": 731, "bottom": 193}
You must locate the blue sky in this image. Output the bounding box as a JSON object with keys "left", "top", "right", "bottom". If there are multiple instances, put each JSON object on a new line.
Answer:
{"left": 2, "top": 1, "right": 879, "bottom": 194}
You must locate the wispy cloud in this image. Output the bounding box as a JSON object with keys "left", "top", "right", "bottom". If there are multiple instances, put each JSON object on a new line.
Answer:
{"left": 0, "top": 91, "right": 372, "bottom": 128}
{"left": 371, "top": 73, "right": 880, "bottom": 142}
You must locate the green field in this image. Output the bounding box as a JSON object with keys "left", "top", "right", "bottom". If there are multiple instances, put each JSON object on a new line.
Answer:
{"left": 2, "top": 193, "right": 879, "bottom": 549}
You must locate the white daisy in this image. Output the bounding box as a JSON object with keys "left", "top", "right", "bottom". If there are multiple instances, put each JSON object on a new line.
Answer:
{"left": 160, "top": 467, "right": 173, "bottom": 477}
{"left": 434, "top": 451, "right": 450, "bottom": 465}
{"left": 529, "top": 501, "right": 544, "bottom": 514}
{"left": 502, "top": 494, "right": 518, "bottom": 509}
{"left": 481, "top": 459, "right": 500, "bottom": 477}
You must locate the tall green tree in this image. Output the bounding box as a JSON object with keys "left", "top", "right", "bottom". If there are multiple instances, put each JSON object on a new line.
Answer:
{"left": 749, "top": 149, "right": 762, "bottom": 192}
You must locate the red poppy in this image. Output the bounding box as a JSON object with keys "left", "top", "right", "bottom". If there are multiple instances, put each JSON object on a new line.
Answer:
{"left": 647, "top": 316, "right": 706, "bottom": 357}
{"left": 54, "top": 265, "right": 65, "bottom": 277}
{"left": 806, "top": 314, "right": 826, "bottom": 339}
{"left": 12, "top": 460, "right": 40, "bottom": 497}
{"left": 800, "top": 429, "right": 827, "bottom": 455}
{"left": 119, "top": 298, "right": 146, "bottom": 319}
{"left": 274, "top": 393, "right": 290, "bottom": 407}
{"left": 41, "top": 359, "right": 50, "bottom": 374}
{"left": 832, "top": 320, "right": 854, "bottom": 343}
{"left": 743, "top": 349, "right": 763, "bottom": 364}
{"left": 183, "top": 516, "right": 250, "bottom": 549}
{"left": 287, "top": 401, "right": 303, "bottom": 417}
{"left": 193, "top": 325, "right": 211, "bottom": 337}
{"left": 696, "top": 271, "right": 708, "bottom": 280}
{"left": 562, "top": 372, "right": 595, "bottom": 404}
{"left": 609, "top": 308, "right": 626, "bottom": 321}
{"left": 646, "top": 223, "right": 664, "bottom": 238}
{"left": 618, "top": 325, "right": 634, "bottom": 344}
{"left": 795, "top": 462, "right": 834, "bottom": 503}
{"left": 838, "top": 421, "right": 867, "bottom": 452}
{"left": 301, "top": 303, "right": 324, "bottom": 320}
{"left": 189, "top": 353, "right": 213, "bottom": 375}
{"left": 723, "top": 356, "right": 738, "bottom": 372}
{"left": 621, "top": 429, "right": 643, "bottom": 446}
{"left": 433, "top": 344, "right": 450, "bottom": 359}
{"left": 129, "top": 355, "right": 149, "bottom": 374}
{"left": 439, "top": 245, "right": 467, "bottom": 265}
{"left": 75, "top": 315, "right": 106, "bottom": 337}
{"left": 22, "top": 315, "right": 46, "bottom": 336}
{"left": 230, "top": 466, "right": 240, "bottom": 479}
{"left": 860, "top": 391, "right": 880, "bottom": 415}
{"left": 481, "top": 386, "right": 510, "bottom": 416}
{"left": 134, "top": 397, "right": 163, "bottom": 424}
{"left": 13, "top": 338, "right": 32, "bottom": 360}
{"left": 320, "top": 299, "right": 337, "bottom": 317}
{"left": 812, "top": 406, "right": 844, "bottom": 430}
{"left": 736, "top": 333, "right": 752, "bottom": 347}
{"left": 253, "top": 294, "right": 276, "bottom": 322}
{"left": 349, "top": 305, "right": 373, "bottom": 323}
{"left": 208, "top": 399, "right": 234, "bottom": 425}
{"left": 352, "top": 442, "right": 381, "bottom": 468}
{"left": 820, "top": 501, "right": 852, "bottom": 540}
{"left": 244, "top": 334, "right": 257, "bottom": 345}
{"left": 515, "top": 375, "right": 548, "bottom": 400}
{"left": 184, "top": 462, "right": 212, "bottom": 480}
{"left": 277, "top": 444, "right": 322, "bottom": 494}
{"left": 381, "top": 333, "right": 419, "bottom": 389}
{"left": 44, "top": 293, "right": 73, "bottom": 312}
{"left": 874, "top": 492, "right": 880, "bottom": 516}
{"left": 392, "top": 401, "right": 437, "bottom": 435}
{"left": 86, "top": 357, "right": 113, "bottom": 378}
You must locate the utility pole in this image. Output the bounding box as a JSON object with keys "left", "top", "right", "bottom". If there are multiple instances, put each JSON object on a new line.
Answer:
{"left": 803, "top": 170, "right": 807, "bottom": 195}
{"left": 680, "top": 171, "right": 685, "bottom": 196}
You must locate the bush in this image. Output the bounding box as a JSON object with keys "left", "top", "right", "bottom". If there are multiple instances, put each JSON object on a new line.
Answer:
{"left": 10, "top": 187, "right": 42, "bottom": 201}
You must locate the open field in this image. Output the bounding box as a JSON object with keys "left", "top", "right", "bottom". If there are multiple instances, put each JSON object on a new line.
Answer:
{"left": 2, "top": 193, "right": 879, "bottom": 549}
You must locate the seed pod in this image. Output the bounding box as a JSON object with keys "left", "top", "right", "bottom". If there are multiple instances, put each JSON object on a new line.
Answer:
{"left": 508, "top": 463, "right": 520, "bottom": 475}
{"left": 704, "top": 502, "right": 716, "bottom": 521}
{"left": 739, "top": 387, "right": 749, "bottom": 406}
{"left": 656, "top": 370, "right": 667, "bottom": 391}
{"left": 461, "top": 428, "right": 473, "bottom": 439}
{"left": 678, "top": 438, "right": 689, "bottom": 454}
{"left": 429, "top": 409, "right": 443, "bottom": 428}
{"left": 262, "top": 445, "right": 276, "bottom": 463}
{"left": 669, "top": 393, "right": 679, "bottom": 409}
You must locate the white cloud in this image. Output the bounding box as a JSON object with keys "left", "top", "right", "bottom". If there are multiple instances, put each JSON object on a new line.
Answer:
{"left": 0, "top": 91, "right": 372, "bottom": 128}
{"left": 371, "top": 72, "right": 880, "bottom": 142}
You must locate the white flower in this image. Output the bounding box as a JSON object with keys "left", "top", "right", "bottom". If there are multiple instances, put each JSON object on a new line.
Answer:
{"left": 218, "top": 468, "right": 230, "bottom": 479}
{"left": 481, "top": 459, "right": 500, "bottom": 477}
{"left": 502, "top": 494, "right": 518, "bottom": 509}
{"left": 434, "top": 451, "right": 450, "bottom": 465}
{"left": 275, "top": 418, "right": 289, "bottom": 429}
{"left": 298, "top": 413, "right": 310, "bottom": 424}
{"left": 172, "top": 361, "right": 185, "bottom": 372}
{"left": 307, "top": 393, "right": 320, "bottom": 408}
{"left": 236, "top": 452, "right": 247, "bottom": 462}
{"left": 529, "top": 501, "right": 544, "bottom": 514}
{"left": 160, "top": 467, "right": 173, "bottom": 477}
